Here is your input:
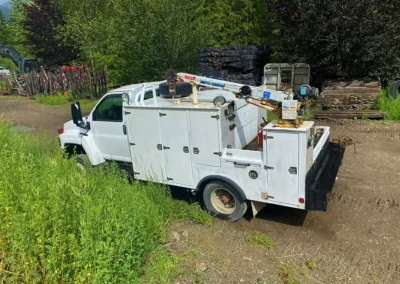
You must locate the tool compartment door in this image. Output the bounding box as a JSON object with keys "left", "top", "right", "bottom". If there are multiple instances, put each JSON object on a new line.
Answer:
{"left": 266, "top": 132, "right": 299, "bottom": 206}
{"left": 160, "top": 110, "right": 193, "bottom": 186}
{"left": 125, "top": 108, "right": 166, "bottom": 182}
{"left": 189, "top": 110, "right": 221, "bottom": 167}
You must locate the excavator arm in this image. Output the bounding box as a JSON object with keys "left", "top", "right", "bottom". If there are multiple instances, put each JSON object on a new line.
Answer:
{"left": 0, "top": 45, "right": 39, "bottom": 73}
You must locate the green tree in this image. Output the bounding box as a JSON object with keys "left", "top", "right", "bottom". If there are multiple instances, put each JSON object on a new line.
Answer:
{"left": 56, "top": 0, "right": 212, "bottom": 84}
{"left": 206, "top": 0, "right": 272, "bottom": 46}
{"left": 266, "top": 0, "right": 400, "bottom": 84}
{"left": 23, "top": 0, "right": 79, "bottom": 66}
{"left": 7, "top": 0, "right": 30, "bottom": 56}
{"left": 0, "top": 10, "right": 9, "bottom": 45}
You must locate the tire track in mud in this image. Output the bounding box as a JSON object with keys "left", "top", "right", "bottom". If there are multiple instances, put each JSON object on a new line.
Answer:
{"left": 329, "top": 193, "right": 400, "bottom": 213}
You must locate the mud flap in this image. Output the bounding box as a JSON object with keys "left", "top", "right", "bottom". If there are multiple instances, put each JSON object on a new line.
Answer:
{"left": 305, "top": 141, "right": 346, "bottom": 211}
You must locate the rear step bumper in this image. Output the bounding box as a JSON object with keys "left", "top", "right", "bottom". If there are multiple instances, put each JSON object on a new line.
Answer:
{"left": 305, "top": 140, "right": 346, "bottom": 211}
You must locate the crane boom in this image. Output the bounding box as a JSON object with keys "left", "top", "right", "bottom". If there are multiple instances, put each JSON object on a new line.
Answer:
{"left": 177, "top": 72, "right": 300, "bottom": 123}
{"left": 177, "top": 72, "right": 291, "bottom": 102}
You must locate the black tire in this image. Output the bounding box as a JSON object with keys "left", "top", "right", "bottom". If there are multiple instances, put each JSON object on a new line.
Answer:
{"left": 76, "top": 154, "right": 92, "bottom": 171}
{"left": 159, "top": 82, "right": 192, "bottom": 98}
{"left": 389, "top": 80, "right": 400, "bottom": 99}
{"left": 203, "top": 180, "right": 247, "bottom": 222}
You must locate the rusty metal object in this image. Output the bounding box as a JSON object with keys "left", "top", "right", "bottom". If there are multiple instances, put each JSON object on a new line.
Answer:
{"left": 245, "top": 97, "right": 276, "bottom": 111}
{"left": 332, "top": 136, "right": 356, "bottom": 153}
{"left": 274, "top": 119, "right": 304, "bottom": 129}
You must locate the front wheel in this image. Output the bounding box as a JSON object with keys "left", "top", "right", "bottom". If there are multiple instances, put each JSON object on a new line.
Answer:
{"left": 76, "top": 154, "right": 92, "bottom": 172}
{"left": 203, "top": 181, "right": 247, "bottom": 222}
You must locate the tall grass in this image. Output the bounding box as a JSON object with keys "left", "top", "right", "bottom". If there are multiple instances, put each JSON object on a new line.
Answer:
{"left": 34, "top": 94, "right": 99, "bottom": 113}
{"left": 378, "top": 91, "right": 400, "bottom": 120}
{"left": 0, "top": 122, "right": 175, "bottom": 283}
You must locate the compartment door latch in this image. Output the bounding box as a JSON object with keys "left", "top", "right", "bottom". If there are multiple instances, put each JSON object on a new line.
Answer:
{"left": 289, "top": 167, "right": 298, "bottom": 175}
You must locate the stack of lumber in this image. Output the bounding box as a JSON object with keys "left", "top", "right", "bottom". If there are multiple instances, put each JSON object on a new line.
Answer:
{"left": 314, "top": 80, "right": 384, "bottom": 119}
{"left": 198, "top": 45, "right": 270, "bottom": 86}
{"left": 313, "top": 110, "right": 385, "bottom": 119}
{"left": 317, "top": 80, "right": 380, "bottom": 111}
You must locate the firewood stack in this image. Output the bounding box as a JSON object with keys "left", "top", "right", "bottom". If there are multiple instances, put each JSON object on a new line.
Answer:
{"left": 198, "top": 45, "right": 271, "bottom": 86}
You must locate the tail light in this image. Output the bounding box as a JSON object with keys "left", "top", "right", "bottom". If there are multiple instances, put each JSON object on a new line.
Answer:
{"left": 58, "top": 128, "right": 64, "bottom": 135}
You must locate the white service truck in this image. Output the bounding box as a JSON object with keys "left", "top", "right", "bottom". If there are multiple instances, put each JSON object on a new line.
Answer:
{"left": 59, "top": 73, "right": 345, "bottom": 221}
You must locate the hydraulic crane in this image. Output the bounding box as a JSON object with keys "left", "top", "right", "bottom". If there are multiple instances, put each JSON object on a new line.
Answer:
{"left": 177, "top": 72, "right": 302, "bottom": 128}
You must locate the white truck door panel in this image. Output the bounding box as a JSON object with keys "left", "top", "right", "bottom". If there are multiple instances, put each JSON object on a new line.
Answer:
{"left": 126, "top": 109, "right": 166, "bottom": 182}
{"left": 91, "top": 94, "right": 130, "bottom": 162}
{"left": 92, "top": 121, "right": 130, "bottom": 161}
{"left": 189, "top": 111, "right": 221, "bottom": 167}
{"left": 266, "top": 132, "right": 299, "bottom": 205}
{"left": 160, "top": 110, "right": 193, "bottom": 186}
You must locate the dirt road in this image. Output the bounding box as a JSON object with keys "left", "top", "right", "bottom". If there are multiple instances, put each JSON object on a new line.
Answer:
{"left": 0, "top": 99, "right": 71, "bottom": 134}
{"left": 2, "top": 99, "right": 399, "bottom": 283}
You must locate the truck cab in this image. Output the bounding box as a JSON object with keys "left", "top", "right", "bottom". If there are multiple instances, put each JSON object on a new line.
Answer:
{"left": 59, "top": 81, "right": 165, "bottom": 165}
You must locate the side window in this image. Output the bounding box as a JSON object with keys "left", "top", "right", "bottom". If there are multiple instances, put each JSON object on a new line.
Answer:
{"left": 93, "top": 94, "right": 123, "bottom": 122}
{"left": 143, "top": 89, "right": 160, "bottom": 100}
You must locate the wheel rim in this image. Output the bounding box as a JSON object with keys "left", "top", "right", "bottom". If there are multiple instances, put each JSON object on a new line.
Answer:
{"left": 76, "top": 161, "right": 86, "bottom": 173}
{"left": 211, "top": 188, "right": 236, "bottom": 214}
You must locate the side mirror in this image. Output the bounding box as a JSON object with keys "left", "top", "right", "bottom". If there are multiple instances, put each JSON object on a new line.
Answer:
{"left": 71, "top": 102, "right": 83, "bottom": 127}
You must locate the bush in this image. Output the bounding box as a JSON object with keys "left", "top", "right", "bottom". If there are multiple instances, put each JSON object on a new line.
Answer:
{"left": 0, "top": 122, "right": 174, "bottom": 283}
{"left": 378, "top": 93, "right": 400, "bottom": 120}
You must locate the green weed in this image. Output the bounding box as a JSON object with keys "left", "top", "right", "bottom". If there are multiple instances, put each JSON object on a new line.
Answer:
{"left": 0, "top": 121, "right": 174, "bottom": 283}
{"left": 302, "top": 109, "right": 314, "bottom": 120}
{"left": 34, "top": 93, "right": 71, "bottom": 105}
{"left": 377, "top": 94, "right": 400, "bottom": 120}
{"left": 299, "top": 264, "right": 308, "bottom": 276}
{"left": 0, "top": 95, "right": 27, "bottom": 101}
{"left": 266, "top": 110, "right": 279, "bottom": 123}
{"left": 142, "top": 247, "right": 178, "bottom": 284}
{"left": 306, "top": 258, "right": 318, "bottom": 270}
{"left": 173, "top": 200, "right": 213, "bottom": 227}
{"left": 246, "top": 234, "right": 276, "bottom": 249}
{"left": 34, "top": 94, "right": 99, "bottom": 113}
{"left": 279, "top": 265, "right": 301, "bottom": 284}
{"left": 362, "top": 111, "right": 369, "bottom": 121}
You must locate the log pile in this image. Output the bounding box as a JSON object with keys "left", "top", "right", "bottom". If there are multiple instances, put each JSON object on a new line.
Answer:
{"left": 198, "top": 45, "right": 271, "bottom": 86}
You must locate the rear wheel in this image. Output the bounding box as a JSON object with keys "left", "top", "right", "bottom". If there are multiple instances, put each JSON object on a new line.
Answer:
{"left": 203, "top": 181, "right": 247, "bottom": 222}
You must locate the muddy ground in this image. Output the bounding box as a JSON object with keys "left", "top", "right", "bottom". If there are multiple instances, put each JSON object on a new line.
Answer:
{"left": 1, "top": 99, "right": 399, "bottom": 284}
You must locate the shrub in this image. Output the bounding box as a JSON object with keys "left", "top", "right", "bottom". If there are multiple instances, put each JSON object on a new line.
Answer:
{"left": 378, "top": 95, "right": 400, "bottom": 120}
{"left": 0, "top": 122, "right": 174, "bottom": 283}
{"left": 246, "top": 234, "right": 276, "bottom": 249}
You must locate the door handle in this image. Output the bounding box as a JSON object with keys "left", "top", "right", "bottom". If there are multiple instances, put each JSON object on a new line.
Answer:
{"left": 183, "top": 146, "right": 189, "bottom": 153}
{"left": 157, "top": 144, "right": 163, "bottom": 150}
{"left": 123, "top": 125, "right": 127, "bottom": 135}
{"left": 193, "top": 148, "right": 200, "bottom": 154}
{"left": 233, "top": 162, "right": 251, "bottom": 167}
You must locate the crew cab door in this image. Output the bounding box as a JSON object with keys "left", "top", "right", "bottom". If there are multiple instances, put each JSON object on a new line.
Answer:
{"left": 91, "top": 94, "right": 130, "bottom": 162}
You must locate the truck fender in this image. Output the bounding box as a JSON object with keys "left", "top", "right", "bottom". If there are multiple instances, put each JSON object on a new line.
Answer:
{"left": 196, "top": 175, "right": 247, "bottom": 201}
{"left": 81, "top": 133, "right": 105, "bottom": 166}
